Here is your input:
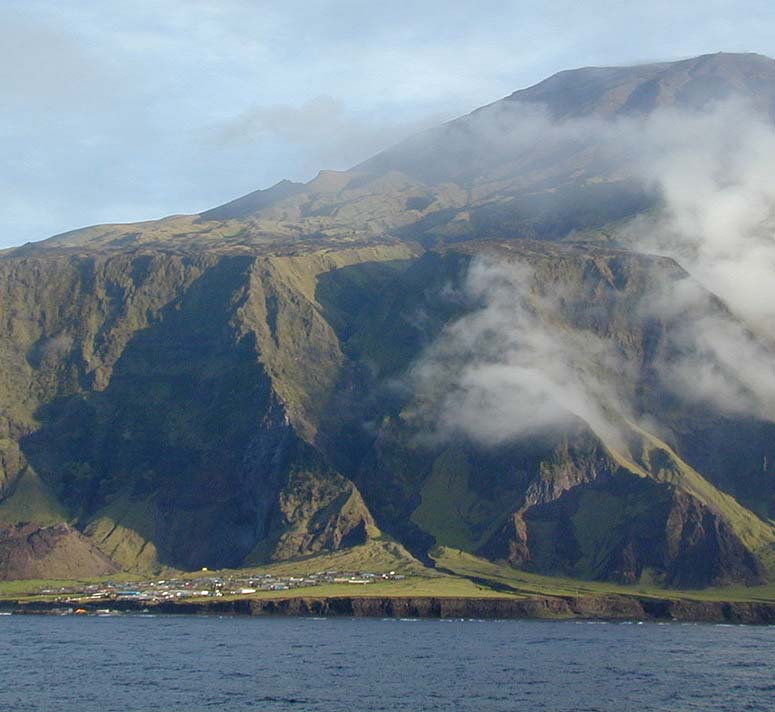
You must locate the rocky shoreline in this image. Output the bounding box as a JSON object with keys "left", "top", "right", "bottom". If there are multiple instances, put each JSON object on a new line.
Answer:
{"left": 3, "top": 594, "right": 775, "bottom": 624}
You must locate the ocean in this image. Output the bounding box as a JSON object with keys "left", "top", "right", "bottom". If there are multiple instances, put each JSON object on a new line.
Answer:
{"left": 2, "top": 614, "right": 774, "bottom": 711}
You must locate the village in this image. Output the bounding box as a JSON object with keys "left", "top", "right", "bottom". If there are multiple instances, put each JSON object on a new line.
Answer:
{"left": 36, "top": 569, "right": 407, "bottom": 605}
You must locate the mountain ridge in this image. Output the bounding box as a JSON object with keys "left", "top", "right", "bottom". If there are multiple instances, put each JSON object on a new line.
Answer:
{"left": 1, "top": 53, "right": 775, "bottom": 591}
{"left": 10, "top": 51, "right": 773, "bottom": 256}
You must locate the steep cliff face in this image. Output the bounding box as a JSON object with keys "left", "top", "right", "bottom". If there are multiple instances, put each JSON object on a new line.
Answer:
{"left": 310, "top": 243, "right": 775, "bottom": 588}
{"left": 1, "top": 238, "right": 773, "bottom": 587}
{"left": 0, "top": 246, "right": 417, "bottom": 574}
{"left": 2, "top": 54, "right": 775, "bottom": 588}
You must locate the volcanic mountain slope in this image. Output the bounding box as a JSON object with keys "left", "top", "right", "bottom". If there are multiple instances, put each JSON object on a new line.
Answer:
{"left": 13, "top": 52, "right": 775, "bottom": 255}
{"left": 318, "top": 243, "right": 775, "bottom": 588}
{"left": 1, "top": 53, "right": 775, "bottom": 587}
{"left": 0, "top": 246, "right": 406, "bottom": 572}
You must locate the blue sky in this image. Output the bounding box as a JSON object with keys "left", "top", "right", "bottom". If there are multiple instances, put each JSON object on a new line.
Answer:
{"left": 2, "top": 0, "right": 775, "bottom": 247}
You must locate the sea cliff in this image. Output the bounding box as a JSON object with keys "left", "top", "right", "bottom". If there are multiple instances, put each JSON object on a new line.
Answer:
{"left": 5, "top": 594, "right": 775, "bottom": 624}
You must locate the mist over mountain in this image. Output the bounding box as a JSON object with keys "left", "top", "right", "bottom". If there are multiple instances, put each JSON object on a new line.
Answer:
{"left": 2, "top": 53, "right": 775, "bottom": 589}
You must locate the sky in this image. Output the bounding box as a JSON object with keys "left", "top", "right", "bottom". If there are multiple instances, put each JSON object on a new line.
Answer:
{"left": 3, "top": 0, "right": 775, "bottom": 248}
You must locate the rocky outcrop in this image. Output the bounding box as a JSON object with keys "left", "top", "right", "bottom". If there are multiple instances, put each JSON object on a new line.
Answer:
{"left": 0, "top": 522, "right": 119, "bottom": 580}
{"left": 663, "top": 491, "right": 764, "bottom": 587}
{"left": 270, "top": 469, "right": 376, "bottom": 560}
{"left": 496, "top": 475, "right": 764, "bottom": 588}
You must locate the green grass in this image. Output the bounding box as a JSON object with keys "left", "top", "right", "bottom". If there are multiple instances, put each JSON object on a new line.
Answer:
{"left": 193, "top": 577, "right": 511, "bottom": 602}
{"left": 184, "top": 538, "right": 429, "bottom": 581}
{"left": 410, "top": 449, "right": 480, "bottom": 551}
{"left": 410, "top": 448, "right": 515, "bottom": 553}
{"left": 432, "top": 547, "right": 775, "bottom": 603}
{"left": 5, "top": 544, "right": 775, "bottom": 605}
{"left": 83, "top": 494, "right": 160, "bottom": 573}
{"left": 0, "top": 571, "right": 145, "bottom": 601}
{"left": 0, "top": 468, "right": 69, "bottom": 526}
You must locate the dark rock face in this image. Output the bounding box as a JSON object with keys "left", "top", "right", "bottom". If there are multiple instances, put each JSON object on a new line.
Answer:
{"left": 162, "top": 594, "right": 775, "bottom": 624}
{"left": 505, "top": 476, "right": 763, "bottom": 588}
{"left": 663, "top": 492, "right": 764, "bottom": 588}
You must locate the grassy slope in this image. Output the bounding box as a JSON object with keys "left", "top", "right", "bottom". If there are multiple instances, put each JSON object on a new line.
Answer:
{"left": 83, "top": 495, "right": 160, "bottom": 573}
{"left": 0, "top": 468, "right": 68, "bottom": 526}
{"left": 2, "top": 241, "right": 775, "bottom": 592}
{"left": 410, "top": 448, "right": 515, "bottom": 552}
{"left": 230, "top": 537, "right": 428, "bottom": 578}
{"left": 607, "top": 422, "right": 775, "bottom": 571}
{"left": 432, "top": 547, "right": 775, "bottom": 603}
{"left": 4, "top": 542, "right": 775, "bottom": 605}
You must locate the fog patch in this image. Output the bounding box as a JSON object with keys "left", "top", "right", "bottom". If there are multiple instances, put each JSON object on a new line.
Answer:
{"left": 620, "top": 99, "right": 775, "bottom": 332}
{"left": 410, "top": 98, "right": 775, "bottom": 442}
{"left": 410, "top": 259, "right": 632, "bottom": 448}
{"left": 641, "top": 275, "right": 775, "bottom": 420}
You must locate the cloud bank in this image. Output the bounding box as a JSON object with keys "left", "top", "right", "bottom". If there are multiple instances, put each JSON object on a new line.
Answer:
{"left": 6, "top": 1, "right": 775, "bottom": 247}
{"left": 411, "top": 259, "right": 633, "bottom": 447}
{"left": 622, "top": 101, "right": 775, "bottom": 330}
{"left": 411, "top": 99, "right": 775, "bottom": 446}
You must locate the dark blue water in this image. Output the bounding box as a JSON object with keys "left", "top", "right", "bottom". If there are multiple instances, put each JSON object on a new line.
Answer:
{"left": 2, "top": 615, "right": 774, "bottom": 711}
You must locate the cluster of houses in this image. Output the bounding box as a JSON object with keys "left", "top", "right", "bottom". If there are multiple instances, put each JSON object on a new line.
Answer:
{"left": 38, "top": 569, "right": 407, "bottom": 604}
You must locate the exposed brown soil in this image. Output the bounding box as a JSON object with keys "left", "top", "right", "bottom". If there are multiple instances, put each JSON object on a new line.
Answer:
{"left": 0, "top": 523, "right": 119, "bottom": 580}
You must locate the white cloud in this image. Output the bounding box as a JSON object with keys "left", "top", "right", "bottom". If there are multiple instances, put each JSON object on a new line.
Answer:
{"left": 620, "top": 100, "right": 775, "bottom": 331}
{"left": 4, "top": 1, "right": 775, "bottom": 246}
{"left": 410, "top": 99, "right": 775, "bottom": 441}
{"left": 411, "top": 259, "right": 632, "bottom": 447}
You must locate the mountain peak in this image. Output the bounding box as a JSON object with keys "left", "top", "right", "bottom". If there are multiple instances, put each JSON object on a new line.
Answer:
{"left": 505, "top": 51, "right": 775, "bottom": 119}
{"left": 17, "top": 52, "right": 775, "bottom": 253}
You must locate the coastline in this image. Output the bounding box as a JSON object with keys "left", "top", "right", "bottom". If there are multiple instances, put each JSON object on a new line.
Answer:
{"left": 4, "top": 593, "right": 775, "bottom": 624}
